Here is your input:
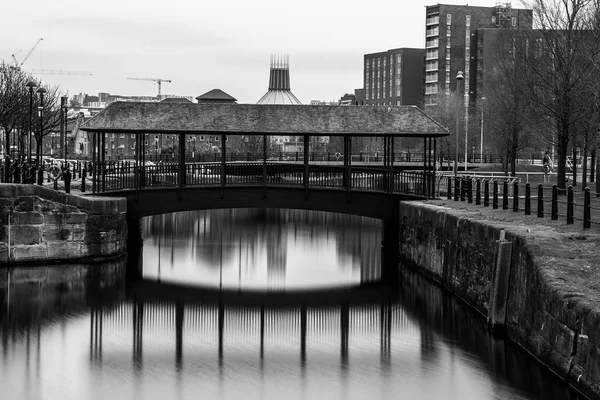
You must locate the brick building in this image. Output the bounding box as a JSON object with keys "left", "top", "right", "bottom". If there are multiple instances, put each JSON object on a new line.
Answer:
{"left": 363, "top": 48, "right": 425, "bottom": 106}
{"left": 423, "top": 2, "right": 533, "bottom": 106}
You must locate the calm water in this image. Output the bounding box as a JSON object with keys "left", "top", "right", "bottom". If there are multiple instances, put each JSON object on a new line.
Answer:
{"left": 0, "top": 209, "right": 586, "bottom": 400}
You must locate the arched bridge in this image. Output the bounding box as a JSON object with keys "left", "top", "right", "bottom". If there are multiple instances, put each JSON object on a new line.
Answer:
{"left": 82, "top": 102, "right": 449, "bottom": 219}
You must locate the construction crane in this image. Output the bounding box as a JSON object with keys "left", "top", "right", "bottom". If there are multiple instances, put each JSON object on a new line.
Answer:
{"left": 31, "top": 69, "right": 92, "bottom": 76}
{"left": 126, "top": 77, "right": 172, "bottom": 98}
{"left": 12, "top": 38, "right": 43, "bottom": 69}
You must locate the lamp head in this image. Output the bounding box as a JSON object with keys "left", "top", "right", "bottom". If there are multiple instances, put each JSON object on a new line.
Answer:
{"left": 36, "top": 87, "right": 47, "bottom": 95}
{"left": 25, "top": 80, "right": 37, "bottom": 90}
{"left": 456, "top": 71, "right": 464, "bottom": 80}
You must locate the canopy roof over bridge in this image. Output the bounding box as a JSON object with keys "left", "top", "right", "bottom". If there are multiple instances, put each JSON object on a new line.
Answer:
{"left": 81, "top": 102, "right": 449, "bottom": 137}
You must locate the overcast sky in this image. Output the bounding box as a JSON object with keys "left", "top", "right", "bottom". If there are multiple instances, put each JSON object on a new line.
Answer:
{"left": 2, "top": 0, "right": 514, "bottom": 104}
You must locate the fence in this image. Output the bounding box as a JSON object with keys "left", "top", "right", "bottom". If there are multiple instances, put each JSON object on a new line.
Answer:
{"left": 439, "top": 175, "right": 599, "bottom": 230}
{"left": 1, "top": 159, "right": 434, "bottom": 198}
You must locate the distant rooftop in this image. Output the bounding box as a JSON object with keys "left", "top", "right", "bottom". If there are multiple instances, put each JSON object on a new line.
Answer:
{"left": 196, "top": 89, "right": 237, "bottom": 103}
{"left": 160, "top": 97, "right": 193, "bottom": 104}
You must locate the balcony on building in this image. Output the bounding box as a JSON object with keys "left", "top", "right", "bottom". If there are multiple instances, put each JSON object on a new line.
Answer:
{"left": 426, "top": 39, "right": 439, "bottom": 49}
{"left": 425, "top": 50, "right": 439, "bottom": 60}
{"left": 426, "top": 16, "right": 440, "bottom": 26}
{"left": 425, "top": 61, "right": 438, "bottom": 72}
{"left": 426, "top": 27, "right": 439, "bottom": 37}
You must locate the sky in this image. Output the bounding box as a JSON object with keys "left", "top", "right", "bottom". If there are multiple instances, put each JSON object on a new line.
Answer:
{"left": 2, "top": 0, "right": 515, "bottom": 105}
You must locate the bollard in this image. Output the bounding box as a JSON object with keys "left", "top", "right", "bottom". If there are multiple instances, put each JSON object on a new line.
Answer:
{"left": 537, "top": 184, "right": 544, "bottom": 218}
{"left": 484, "top": 180, "right": 490, "bottom": 207}
{"left": 493, "top": 180, "right": 499, "bottom": 209}
{"left": 454, "top": 177, "right": 459, "bottom": 201}
{"left": 64, "top": 168, "right": 71, "bottom": 193}
{"left": 524, "top": 183, "right": 531, "bottom": 215}
{"left": 502, "top": 180, "right": 509, "bottom": 210}
{"left": 81, "top": 168, "right": 87, "bottom": 192}
{"left": 551, "top": 185, "right": 558, "bottom": 220}
{"left": 584, "top": 187, "right": 591, "bottom": 229}
{"left": 567, "top": 186, "right": 574, "bottom": 224}
{"left": 447, "top": 176, "right": 452, "bottom": 200}
{"left": 476, "top": 179, "right": 481, "bottom": 205}
{"left": 512, "top": 181, "right": 519, "bottom": 212}
{"left": 467, "top": 177, "right": 473, "bottom": 203}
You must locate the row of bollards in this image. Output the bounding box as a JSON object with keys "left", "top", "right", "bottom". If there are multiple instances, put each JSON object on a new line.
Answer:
{"left": 447, "top": 176, "right": 592, "bottom": 229}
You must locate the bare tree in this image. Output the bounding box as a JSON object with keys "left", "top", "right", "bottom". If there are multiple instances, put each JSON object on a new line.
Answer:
{"left": 520, "top": 0, "right": 600, "bottom": 188}
{"left": 484, "top": 32, "right": 538, "bottom": 176}
{"left": 423, "top": 92, "right": 460, "bottom": 169}
{"left": 0, "top": 63, "right": 29, "bottom": 158}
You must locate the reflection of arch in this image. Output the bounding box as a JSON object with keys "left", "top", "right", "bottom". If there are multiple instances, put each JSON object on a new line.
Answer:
{"left": 140, "top": 208, "right": 386, "bottom": 287}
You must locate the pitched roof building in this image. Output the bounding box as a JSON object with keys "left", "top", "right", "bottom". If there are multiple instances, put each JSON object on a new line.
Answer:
{"left": 196, "top": 89, "right": 237, "bottom": 104}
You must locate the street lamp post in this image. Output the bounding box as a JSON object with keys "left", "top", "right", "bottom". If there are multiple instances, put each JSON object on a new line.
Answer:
{"left": 454, "top": 71, "right": 464, "bottom": 177}
{"left": 25, "top": 81, "right": 37, "bottom": 164}
{"left": 480, "top": 96, "right": 486, "bottom": 162}
{"left": 36, "top": 87, "right": 47, "bottom": 185}
{"left": 60, "top": 96, "right": 68, "bottom": 159}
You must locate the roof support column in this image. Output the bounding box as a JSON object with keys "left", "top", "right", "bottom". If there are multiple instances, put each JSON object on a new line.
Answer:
{"left": 221, "top": 134, "right": 226, "bottom": 198}
{"left": 178, "top": 133, "right": 186, "bottom": 190}
{"left": 303, "top": 134, "right": 309, "bottom": 197}
{"left": 134, "top": 133, "right": 140, "bottom": 190}
{"left": 343, "top": 136, "right": 352, "bottom": 193}
{"left": 423, "top": 137, "right": 428, "bottom": 196}
{"left": 263, "top": 135, "right": 267, "bottom": 198}
{"left": 101, "top": 132, "right": 106, "bottom": 192}
{"left": 91, "top": 131, "right": 97, "bottom": 194}
{"left": 141, "top": 134, "right": 146, "bottom": 188}
{"left": 432, "top": 137, "right": 437, "bottom": 198}
{"left": 389, "top": 137, "right": 394, "bottom": 193}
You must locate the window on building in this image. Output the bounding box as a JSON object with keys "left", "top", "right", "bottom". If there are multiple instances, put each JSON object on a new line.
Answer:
{"left": 131, "top": 134, "right": 135, "bottom": 139}
{"left": 144, "top": 141, "right": 148, "bottom": 145}
{"left": 215, "top": 136, "right": 219, "bottom": 141}
{"left": 200, "top": 136, "right": 205, "bottom": 141}
{"left": 512, "top": 17, "right": 516, "bottom": 26}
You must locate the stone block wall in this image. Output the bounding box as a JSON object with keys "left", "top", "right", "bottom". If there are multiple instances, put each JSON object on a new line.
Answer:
{"left": 398, "top": 201, "right": 600, "bottom": 399}
{"left": 0, "top": 184, "right": 127, "bottom": 264}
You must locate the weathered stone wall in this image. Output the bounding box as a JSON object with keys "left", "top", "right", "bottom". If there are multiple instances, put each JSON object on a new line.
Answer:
{"left": 399, "top": 201, "right": 600, "bottom": 399}
{"left": 0, "top": 184, "right": 127, "bottom": 264}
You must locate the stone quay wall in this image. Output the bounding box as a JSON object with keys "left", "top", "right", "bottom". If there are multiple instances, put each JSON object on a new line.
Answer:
{"left": 0, "top": 184, "right": 127, "bottom": 264}
{"left": 399, "top": 201, "right": 600, "bottom": 399}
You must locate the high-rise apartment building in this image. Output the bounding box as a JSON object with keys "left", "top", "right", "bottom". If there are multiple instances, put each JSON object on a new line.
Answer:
{"left": 363, "top": 48, "right": 425, "bottom": 106}
{"left": 424, "top": 2, "right": 532, "bottom": 106}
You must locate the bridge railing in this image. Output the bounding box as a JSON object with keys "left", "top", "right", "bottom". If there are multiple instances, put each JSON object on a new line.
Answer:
{"left": 2, "top": 159, "right": 434, "bottom": 198}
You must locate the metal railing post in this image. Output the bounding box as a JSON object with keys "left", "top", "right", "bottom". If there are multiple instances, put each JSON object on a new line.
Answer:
{"left": 493, "top": 180, "right": 499, "bottom": 209}
{"left": 551, "top": 185, "right": 558, "bottom": 220}
{"left": 512, "top": 181, "right": 519, "bottom": 212}
{"left": 524, "top": 183, "right": 531, "bottom": 215}
{"left": 537, "top": 184, "right": 543, "bottom": 217}
{"left": 567, "top": 186, "right": 574, "bottom": 224}
{"left": 502, "top": 180, "right": 509, "bottom": 210}
{"left": 584, "top": 187, "right": 591, "bottom": 229}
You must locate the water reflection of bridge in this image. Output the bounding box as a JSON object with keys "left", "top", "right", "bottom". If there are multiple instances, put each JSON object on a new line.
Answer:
{"left": 89, "top": 283, "right": 420, "bottom": 367}
{"left": 141, "top": 209, "right": 383, "bottom": 287}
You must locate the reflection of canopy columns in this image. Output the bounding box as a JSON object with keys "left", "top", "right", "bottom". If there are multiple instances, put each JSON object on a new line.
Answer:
{"left": 98, "top": 300, "right": 396, "bottom": 366}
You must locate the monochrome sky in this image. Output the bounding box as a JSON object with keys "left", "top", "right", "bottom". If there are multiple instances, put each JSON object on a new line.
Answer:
{"left": 2, "top": 0, "right": 514, "bottom": 104}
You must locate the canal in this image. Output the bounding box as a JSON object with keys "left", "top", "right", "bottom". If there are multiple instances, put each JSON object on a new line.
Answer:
{"left": 0, "top": 209, "right": 587, "bottom": 399}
